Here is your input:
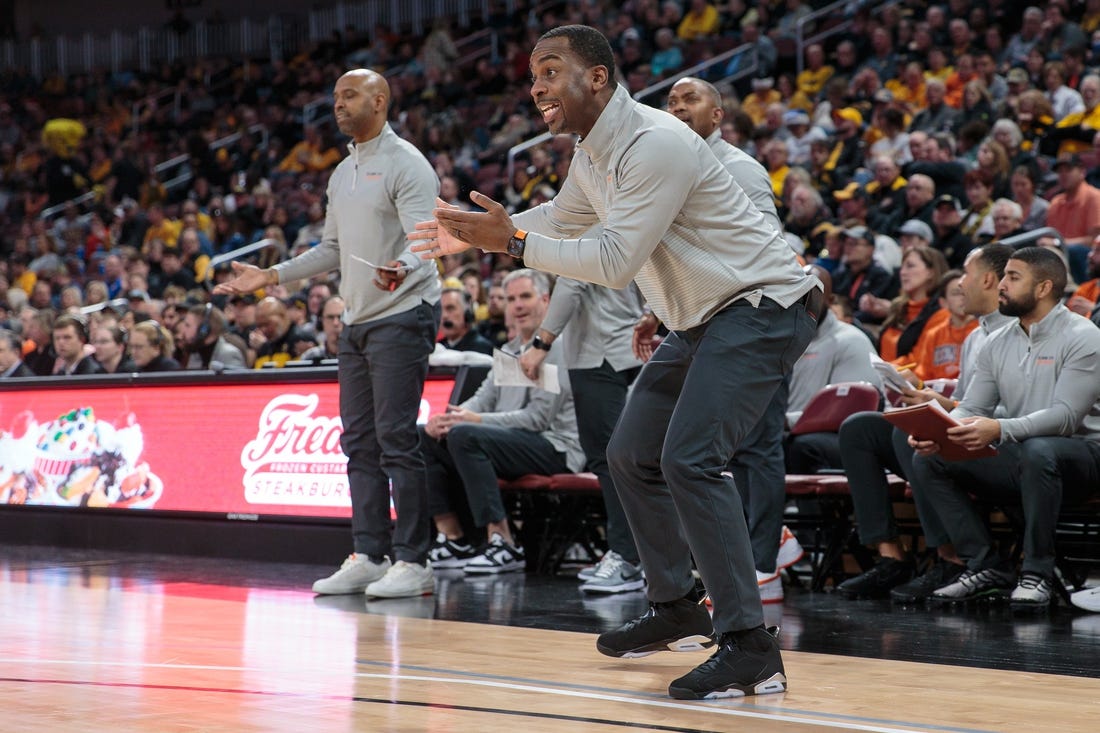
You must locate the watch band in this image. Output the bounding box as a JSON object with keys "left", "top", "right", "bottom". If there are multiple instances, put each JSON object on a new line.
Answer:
{"left": 531, "top": 335, "right": 552, "bottom": 351}
{"left": 507, "top": 228, "right": 528, "bottom": 258}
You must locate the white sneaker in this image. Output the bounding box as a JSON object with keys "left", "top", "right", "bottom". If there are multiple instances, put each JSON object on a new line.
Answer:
{"left": 1009, "top": 571, "right": 1053, "bottom": 610}
{"left": 576, "top": 551, "right": 605, "bottom": 580}
{"left": 365, "top": 560, "right": 435, "bottom": 598}
{"left": 1071, "top": 586, "right": 1100, "bottom": 612}
{"left": 312, "top": 554, "right": 391, "bottom": 595}
{"left": 428, "top": 532, "right": 479, "bottom": 569}
{"left": 776, "top": 526, "right": 804, "bottom": 570}
{"left": 757, "top": 570, "right": 784, "bottom": 604}
{"left": 464, "top": 533, "right": 526, "bottom": 574}
{"left": 580, "top": 551, "right": 646, "bottom": 594}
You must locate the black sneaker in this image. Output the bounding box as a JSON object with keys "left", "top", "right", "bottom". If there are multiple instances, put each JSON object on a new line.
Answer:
{"left": 668, "top": 626, "right": 787, "bottom": 700}
{"left": 596, "top": 596, "right": 714, "bottom": 658}
{"left": 835, "top": 557, "right": 915, "bottom": 599}
{"left": 930, "top": 567, "right": 1014, "bottom": 604}
{"left": 890, "top": 560, "right": 966, "bottom": 604}
{"left": 463, "top": 533, "right": 526, "bottom": 574}
{"left": 428, "top": 533, "right": 479, "bottom": 569}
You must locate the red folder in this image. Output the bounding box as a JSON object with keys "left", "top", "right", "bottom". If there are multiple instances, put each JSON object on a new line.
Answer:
{"left": 882, "top": 400, "right": 998, "bottom": 462}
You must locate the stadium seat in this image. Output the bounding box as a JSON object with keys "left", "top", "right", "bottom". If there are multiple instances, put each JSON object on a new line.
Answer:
{"left": 789, "top": 382, "right": 881, "bottom": 436}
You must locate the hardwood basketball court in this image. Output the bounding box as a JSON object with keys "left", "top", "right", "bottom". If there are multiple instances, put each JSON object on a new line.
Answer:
{"left": 2, "top": 547, "right": 1097, "bottom": 731}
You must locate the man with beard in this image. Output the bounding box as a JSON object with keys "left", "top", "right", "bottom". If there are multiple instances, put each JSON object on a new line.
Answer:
{"left": 411, "top": 25, "right": 820, "bottom": 701}
{"left": 907, "top": 247, "right": 1100, "bottom": 611}
{"left": 834, "top": 244, "right": 1013, "bottom": 603}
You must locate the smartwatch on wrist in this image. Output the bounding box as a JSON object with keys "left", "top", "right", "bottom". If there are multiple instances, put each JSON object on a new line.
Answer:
{"left": 507, "top": 229, "right": 528, "bottom": 258}
{"left": 531, "top": 334, "right": 552, "bottom": 351}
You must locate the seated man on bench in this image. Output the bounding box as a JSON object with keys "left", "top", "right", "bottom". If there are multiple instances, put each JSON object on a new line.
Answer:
{"left": 908, "top": 247, "right": 1100, "bottom": 610}
{"left": 422, "top": 269, "right": 585, "bottom": 574}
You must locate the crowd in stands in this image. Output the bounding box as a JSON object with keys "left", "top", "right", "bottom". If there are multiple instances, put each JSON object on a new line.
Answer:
{"left": 2, "top": 0, "right": 1100, "bottom": 610}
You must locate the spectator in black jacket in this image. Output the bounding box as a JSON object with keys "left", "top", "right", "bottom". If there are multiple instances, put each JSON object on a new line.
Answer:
{"left": 827, "top": 107, "right": 866, "bottom": 183}
{"left": 831, "top": 226, "right": 899, "bottom": 325}
{"left": 910, "top": 79, "right": 959, "bottom": 134}
{"left": 0, "top": 328, "right": 35, "bottom": 378}
{"left": 90, "top": 325, "right": 136, "bottom": 374}
{"left": 884, "top": 173, "right": 937, "bottom": 235}
{"left": 476, "top": 283, "right": 509, "bottom": 348}
{"left": 931, "top": 195, "right": 977, "bottom": 269}
{"left": 130, "top": 321, "right": 181, "bottom": 372}
{"left": 905, "top": 132, "right": 967, "bottom": 202}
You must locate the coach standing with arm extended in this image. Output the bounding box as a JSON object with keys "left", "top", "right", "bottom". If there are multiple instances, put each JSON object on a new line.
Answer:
{"left": 411, "top": 25, "right": 821, "bottom": 700}
{"left": 216, "top": 69, "right": 442, "bottom": 600}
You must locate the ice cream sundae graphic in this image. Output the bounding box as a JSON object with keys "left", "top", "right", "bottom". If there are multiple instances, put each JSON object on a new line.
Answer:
{"left": 0, "top": 407, "right": 162, "bottom": 508}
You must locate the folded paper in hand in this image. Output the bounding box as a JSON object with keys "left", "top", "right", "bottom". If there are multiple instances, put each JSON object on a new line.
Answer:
{"left": 491, "top": 348, "right": 560, "bottom": 393}
{"left": 348, "top": 253, "right": 412, "bottom": 273}
{"left": 428, "top": 343, "right": 494, "bottom": 368}
{"left": 871, "top": 353, "right": 914, "bottom": 393}
{"left": 882, "top": 399, "right": 997, "bottom": 462}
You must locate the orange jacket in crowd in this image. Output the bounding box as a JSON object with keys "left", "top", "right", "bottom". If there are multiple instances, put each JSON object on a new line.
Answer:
{"left": 896, "top": 316, "right": 979, "bottom": 381}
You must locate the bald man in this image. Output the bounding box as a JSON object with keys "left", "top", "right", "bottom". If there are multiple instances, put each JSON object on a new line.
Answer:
{"left": 667, "top": 76, "right": 796, "bottom": 602}
{"left": 666, "top": 77, "right": 782, "bottom": 234}
{"left": 249, "top": 297, "right": 314, "bottom": 368}
{"left": 216, "top": 69, "right": 442, "bottom": 599}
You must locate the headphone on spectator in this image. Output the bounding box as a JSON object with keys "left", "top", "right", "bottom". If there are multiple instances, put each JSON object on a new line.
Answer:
{"left": 196, "top": 303, "right": 214, "bottom": 342}
{"left": 437, "top": 288, "right": 473, "bottom": 327}
{"left": 147, "top": 322, "right": 164, "bottom": 348}
{"left": 58, "top": 314, "right": 89, "bottom": 343}
{"left": 316, "top": 295, "right": 346, "bottom": 331}
{"left": 462, "top": 293, "right": 475, "bottom": 325}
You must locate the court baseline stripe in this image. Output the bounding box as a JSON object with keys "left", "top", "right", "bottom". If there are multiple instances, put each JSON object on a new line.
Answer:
{"left": 0, "top": 674, "right": 939, "bottom": 733}
{"left": 353, "top": 671, "right": 964, "bottom": 733}
{"left": 0, "top": 676, "right": 725, "bottom": 733}
{"left": 0, "top": 658, "right": 995, "bottom": 733}
{"left": 355, "top": 659, "right": 996, "bottom": 733}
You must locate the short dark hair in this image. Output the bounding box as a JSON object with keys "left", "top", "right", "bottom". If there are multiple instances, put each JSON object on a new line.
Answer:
{"left": 54, "top": 314, "right": 88, "bottom": 342}
{"left": 187, "top": 303, "right": 226, "bottom": 338}
{"left": 935, "top": 269, "right": 964, "bottom": 299}
{"left": 538, "top": 25, "right": 615, "bottom": 74}
{"left": 1010, "top": 246, "right": 1068, "bottom": 299}
{"left": 974, "top": 243, "right": 1013, "bottom": 280}
{"left": 881, "top": 107, "right": 905, "bottom": 129}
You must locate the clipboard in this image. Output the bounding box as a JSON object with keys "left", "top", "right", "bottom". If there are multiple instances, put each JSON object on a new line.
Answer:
{"left": 882, "top": 399, "right": 998, "bottom": 462}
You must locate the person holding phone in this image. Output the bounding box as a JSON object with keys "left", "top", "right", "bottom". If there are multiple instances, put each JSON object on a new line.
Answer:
{"left": 216, "top": 68, "right": 441, "bottom": 600}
